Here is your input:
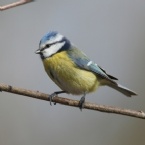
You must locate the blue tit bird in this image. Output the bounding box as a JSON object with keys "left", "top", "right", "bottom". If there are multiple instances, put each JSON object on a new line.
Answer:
{"left": 35, "top": 31, "right": 137, "bottom": 109}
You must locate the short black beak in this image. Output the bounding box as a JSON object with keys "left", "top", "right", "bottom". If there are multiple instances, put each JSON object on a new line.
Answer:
{"left": 35, "top": 49, "right": 41, "bottom": 54}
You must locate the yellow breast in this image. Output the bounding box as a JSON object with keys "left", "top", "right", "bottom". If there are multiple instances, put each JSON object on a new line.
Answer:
{"left": 42, "top": 51, "right": 100, "bottom": 95}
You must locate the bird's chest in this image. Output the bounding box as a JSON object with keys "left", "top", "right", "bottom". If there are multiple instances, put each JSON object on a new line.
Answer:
{"left": 43, "top": 52, "right": 74, "bottom": 80}
{"left": 42, "top": 52, "right": 98, "bottom": 94}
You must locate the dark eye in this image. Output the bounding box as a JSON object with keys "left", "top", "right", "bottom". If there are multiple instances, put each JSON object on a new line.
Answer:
{"left": 46, "top": 44, "right": 51, "bottom": 48}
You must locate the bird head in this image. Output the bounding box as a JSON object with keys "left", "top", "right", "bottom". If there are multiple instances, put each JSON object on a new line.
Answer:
{"left": 35, "top": 31, "right": 71, "bottom": 59}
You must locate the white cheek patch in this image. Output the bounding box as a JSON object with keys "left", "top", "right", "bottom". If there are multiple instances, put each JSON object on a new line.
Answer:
{"left": 43, "top": 42, "right": 65, "bottom": 58}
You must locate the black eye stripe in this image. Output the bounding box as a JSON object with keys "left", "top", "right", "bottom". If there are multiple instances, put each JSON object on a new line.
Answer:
{"left": 40, "top": 47, "right": 46, "bottom": 51}
{"left": 47, "top": 41, "right": 59, "bottom": 46}
{"left": 45, "top": 42, "right": 56, "bottom": 48}
{"left": 46, "top": 41, "right": 63, "bottom": 48}
{"left": 40, "top": 40, "right": 65, "bottom": 51}
{"left": 40, "top": 43, "right": 52, "bottom": 51}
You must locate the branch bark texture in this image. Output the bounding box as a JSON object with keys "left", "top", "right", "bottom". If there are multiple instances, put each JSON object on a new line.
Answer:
{"left": 0, "top": 83, "right": 144, "bottom": 119}
{"left": 0, "top": 0, "right": 34, "bottom": 11}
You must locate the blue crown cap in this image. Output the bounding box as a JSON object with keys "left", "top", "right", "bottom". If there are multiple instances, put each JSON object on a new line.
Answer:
{"left": 39, "top": 31, "right": 71, "bottom": 51}
{"left": 40, "top": 31, "right": 58, "bottom": 44}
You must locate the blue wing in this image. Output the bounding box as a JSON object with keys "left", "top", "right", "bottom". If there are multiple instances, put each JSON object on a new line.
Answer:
{"left": 67, "top": 47, "right": 118, "bottom": 84}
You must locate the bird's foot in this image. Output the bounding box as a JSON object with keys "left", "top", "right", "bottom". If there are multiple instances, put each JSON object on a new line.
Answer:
{"left": 78, "top": 93, "right": 86, "bottom": 111}
{"left": 49, "top": 91, "right": 66, "bottom": 106}
{"left": 49, "top": 92, "right": 57, "bottom": 106}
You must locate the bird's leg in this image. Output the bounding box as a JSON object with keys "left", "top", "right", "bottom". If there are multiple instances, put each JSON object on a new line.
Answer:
{"left": 49, "top": 90, "right": 66, "bottom": 105}
{"left": 78, "top": 92, "right": 86, "bottom": 111}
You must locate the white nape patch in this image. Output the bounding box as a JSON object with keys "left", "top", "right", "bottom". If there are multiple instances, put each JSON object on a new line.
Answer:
{"left": 87, "top": 61, "right": 93, "bottom": 66}
{"left": 42, "top": 42, "right": 65, "bottom": 58}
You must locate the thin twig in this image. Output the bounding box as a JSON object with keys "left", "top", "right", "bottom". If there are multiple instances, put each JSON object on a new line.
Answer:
{"left": 0, "top": 83, "right": 144, "bottom": 119}
{"left": 0, "top": 0, "right": 34, "bottom": 11}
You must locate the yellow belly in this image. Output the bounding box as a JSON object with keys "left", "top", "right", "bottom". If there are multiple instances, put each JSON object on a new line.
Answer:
{"left": 42, "top": 51, "right": 100, "bottom": 95}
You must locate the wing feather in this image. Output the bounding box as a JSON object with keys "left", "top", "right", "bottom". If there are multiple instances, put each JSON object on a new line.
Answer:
{"left": 67, "top": 47, "right": 117, "bottom": 84}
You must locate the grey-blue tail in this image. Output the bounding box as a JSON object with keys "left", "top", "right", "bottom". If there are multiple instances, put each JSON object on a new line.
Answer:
{"left": 108, "top": 83, "right": 137, "bottom": 97}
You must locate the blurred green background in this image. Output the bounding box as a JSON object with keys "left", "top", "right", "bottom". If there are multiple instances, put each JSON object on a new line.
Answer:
{"left": 0, "top": 0, "right": 145, "bottom": 145}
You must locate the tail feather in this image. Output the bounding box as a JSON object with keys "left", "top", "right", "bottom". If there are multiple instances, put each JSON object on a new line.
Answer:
{"left": 108, "top": 83, "right": 137, "bottom": 97}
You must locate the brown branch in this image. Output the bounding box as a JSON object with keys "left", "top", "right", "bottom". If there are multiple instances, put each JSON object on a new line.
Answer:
{"left": 0, "top": 0, "right": 34, "bottom": 11}
{"left": 0, "top": 83, "right": 144, "bottom": 119}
